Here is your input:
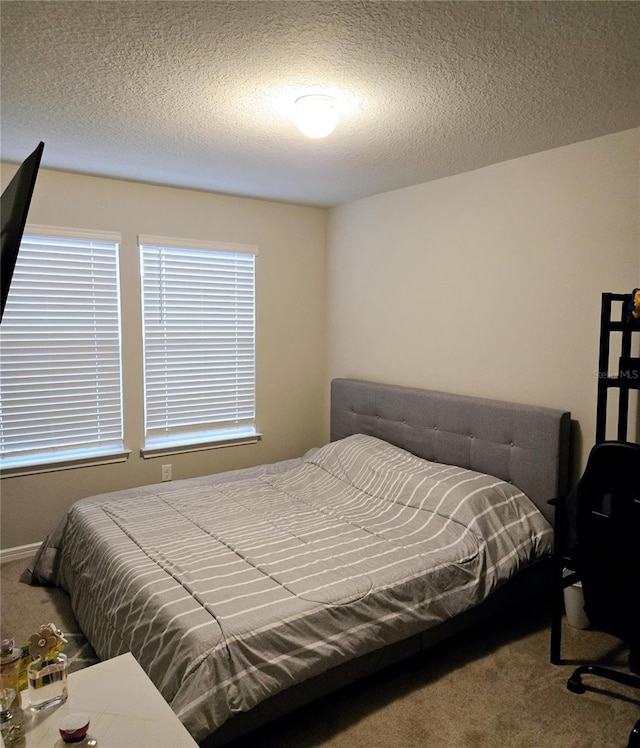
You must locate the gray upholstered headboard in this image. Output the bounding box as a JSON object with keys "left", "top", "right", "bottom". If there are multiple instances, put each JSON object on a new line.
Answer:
{"left": 330, "top": 379, "right": 571, "bottom": 524}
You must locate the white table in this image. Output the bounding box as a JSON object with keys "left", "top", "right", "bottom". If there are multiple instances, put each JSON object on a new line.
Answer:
{"left": 22, "top": 653, "right": 199, "bottom": 748}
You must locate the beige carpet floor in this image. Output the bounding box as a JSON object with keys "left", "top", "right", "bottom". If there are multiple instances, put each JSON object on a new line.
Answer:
{"left": 2, "top": 558, "right": 639, "bottom": 747}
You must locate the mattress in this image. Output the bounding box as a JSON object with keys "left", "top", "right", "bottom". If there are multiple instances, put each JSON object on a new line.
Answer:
{"left": 30, "top": 433, "right": 553, "bottom": 742}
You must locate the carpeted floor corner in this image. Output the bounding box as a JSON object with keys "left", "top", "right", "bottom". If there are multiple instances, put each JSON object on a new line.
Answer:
{"left": 0, "top": 558, "right": 99, "bottom": 673}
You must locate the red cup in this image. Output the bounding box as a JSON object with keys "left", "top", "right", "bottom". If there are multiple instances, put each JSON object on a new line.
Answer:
{"left": 58, "top": 712, "right": 90, "bottom": 743}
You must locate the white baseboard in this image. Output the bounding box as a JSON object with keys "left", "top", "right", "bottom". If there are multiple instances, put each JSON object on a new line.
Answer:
{"left": 0, "top": 542, "right": 41, "bottom": 565}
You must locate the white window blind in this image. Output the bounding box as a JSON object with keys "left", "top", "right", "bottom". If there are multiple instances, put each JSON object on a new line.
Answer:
{"left": 139, "top": 236, "right": 258, "bottom": 455}
{"left": 0, "top": 228, "right": 125, "bottom": 472}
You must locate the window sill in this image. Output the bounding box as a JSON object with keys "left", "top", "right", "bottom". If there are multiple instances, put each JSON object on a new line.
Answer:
{"left": 0, "top": 449, "right": 131, "bottom": 478}
{"left": 140, "top": 433, "right": 262, "bottom": 459}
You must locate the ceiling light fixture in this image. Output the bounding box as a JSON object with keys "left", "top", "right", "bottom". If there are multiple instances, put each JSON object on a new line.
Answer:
{"left": 293, "top": 94, "right": 340, "bottom": 139}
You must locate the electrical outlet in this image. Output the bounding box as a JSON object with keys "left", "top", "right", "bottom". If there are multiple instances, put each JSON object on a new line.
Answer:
{"left": 161, "top": 464, "right": 172, "bottom": 482}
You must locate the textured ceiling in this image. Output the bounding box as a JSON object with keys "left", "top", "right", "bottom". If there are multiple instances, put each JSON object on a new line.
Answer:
{"left": 1, "top": 1, "right": 639, "bottom": 207}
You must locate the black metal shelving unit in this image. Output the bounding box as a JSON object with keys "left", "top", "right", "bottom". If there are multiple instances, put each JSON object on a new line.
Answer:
{"left": 550, "top": 290, "right": 639, "bottom": 666}
{"left": 595, "top": 291, "right": 640, "bottom": 443}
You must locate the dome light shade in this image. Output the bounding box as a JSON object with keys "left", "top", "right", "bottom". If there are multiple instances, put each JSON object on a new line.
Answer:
{"left": 293, "top": 95, "right": 340, "bottom": 138}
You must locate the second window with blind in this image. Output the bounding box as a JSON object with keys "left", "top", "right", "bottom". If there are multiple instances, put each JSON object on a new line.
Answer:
{"left": 139, "top": 235, "right": 258, "bottom": 457}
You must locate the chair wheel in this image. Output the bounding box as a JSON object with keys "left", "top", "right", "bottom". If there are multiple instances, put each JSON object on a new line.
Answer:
{"left": 567, "top": 675, "right": 585, "bottom": 694}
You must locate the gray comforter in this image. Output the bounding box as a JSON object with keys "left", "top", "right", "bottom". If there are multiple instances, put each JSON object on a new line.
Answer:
{"left": 30, "top": 434, "right": 553, "bottom": 742}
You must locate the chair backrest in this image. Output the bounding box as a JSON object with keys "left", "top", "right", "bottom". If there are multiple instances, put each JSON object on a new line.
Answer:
{"left": 573, "top": 441, "right": 640, "bottom": 647}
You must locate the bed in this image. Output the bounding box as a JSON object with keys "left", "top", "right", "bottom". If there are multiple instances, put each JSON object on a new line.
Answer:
{"left": 29, "top": 378, "right": 571, "bottom": 746}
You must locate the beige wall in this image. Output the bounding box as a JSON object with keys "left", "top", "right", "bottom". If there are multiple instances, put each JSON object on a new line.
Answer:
{"left": 327, "top": 128, "right": 640, "bottom": 478}
{"left": 2, "top": 128, "right": 639, "bottom": 550}
{"left": 0, "top": 167, "right": 328, "bottom": 549}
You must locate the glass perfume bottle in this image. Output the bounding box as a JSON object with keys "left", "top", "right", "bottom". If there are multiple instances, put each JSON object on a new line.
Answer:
{"left": 27, "top": 651, "right": 68, "bottom": 711}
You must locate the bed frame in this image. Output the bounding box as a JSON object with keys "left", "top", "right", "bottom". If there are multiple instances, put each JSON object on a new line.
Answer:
{"left": 202, "top": 379, "right": 571, "bottom": 746}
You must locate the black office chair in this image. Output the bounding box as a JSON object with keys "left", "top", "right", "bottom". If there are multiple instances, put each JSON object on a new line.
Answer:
{"left": 560, "top": 441, "right": 640, "bottom": 747}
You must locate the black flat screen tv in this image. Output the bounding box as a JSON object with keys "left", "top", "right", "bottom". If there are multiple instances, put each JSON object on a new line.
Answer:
{"left": 1, "top": 141, "right": 44, "bottom": 321}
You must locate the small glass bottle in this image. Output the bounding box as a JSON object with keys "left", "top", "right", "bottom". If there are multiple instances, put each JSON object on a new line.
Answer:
{"left": 27, "top": 651, "right": 68, "bottom": 711}
{"left": 0, "top": 637, "right": 26, "bottom": 748}
{"left": 0, "top": 638, "right": 21, "bottom": 710}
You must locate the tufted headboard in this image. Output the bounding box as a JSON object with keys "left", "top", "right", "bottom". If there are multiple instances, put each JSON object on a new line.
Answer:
{"left": 330, "top": 379, "right": 571, "bottom": 524}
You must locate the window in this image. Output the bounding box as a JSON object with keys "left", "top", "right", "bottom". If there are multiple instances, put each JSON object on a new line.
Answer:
{"left": 0, "top": 227, "right": 125, "bottom": 473}
{"left": 139, "top": 235, "right": 258, "bottom": 456}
